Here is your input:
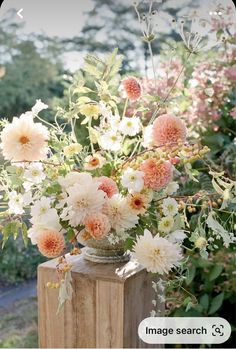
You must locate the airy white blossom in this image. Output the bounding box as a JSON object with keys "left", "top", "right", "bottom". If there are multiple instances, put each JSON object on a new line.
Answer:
{"left": 162, "top": 198, "right": 179, "bottom": 216}
{"left": 105, "top": 194, "right": 139, "bottom": 233}
{"left": 63, "top": 182, "right": 106, "bottom": 227}
{"left": 168, "top": 230, "right": 187, "bottom": 244}
{"left": 8, "top": 191, "right": 24, "bottom": 214}
{"left": 31, "top": 99, "right": 48, "bottom": 115}
{"left": 164, "top": 182, "right": 179, "bottom": 196}
{"left": 142, "top": 124, "right": 154, "bottom": 149}
{"left": 100, "top": 131, "right": 122, "bottom": 151}
{"left": 119, "top": 117, "right": 141, "bottom": 137}
{"left": 30, "top": 197, "right": 59, "bottom": 226}
{"left": 121, "top": 168, "right": 144, "bottom": 192}
{"left": 24, "top": 163, "right": 46, "bottom": 184}
{"left": 58, "top": 172, "right": 92, "bottom": 192}
{"left": 132, "top": 229, "right": 182, "bottom": 274}
{"left": 158, "top": 216, "right": 174, "bottom": 233}
{"left": 0, "top": 114, "right": 49, "bottom": 162}
{"left": 63, "top": 143, "right": 83, "bottom": 157}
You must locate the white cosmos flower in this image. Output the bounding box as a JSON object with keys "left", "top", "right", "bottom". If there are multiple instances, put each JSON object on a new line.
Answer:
{"left": 132, "top": 229, "right": 182, "bottom": 274}
{"left": 105, "top": 194, "right": 139, "bottom": 233}
{"left": 164, "top": 182, "right": 179, "bottom": 196}
{"left": 142, "top": 124, "right": 154, "bottom": 149}
{"left": 119, "top": 117, "right": 141, "bottom": 137}
{"left": 8, "top": 191, "right": 24, "bottom": 214}
{"left": 162, "top": 198, "right": 179, "bottom": 217}
{"left": 100, "top": 131, "right": 122, "bottom": 151}
{"left": 31, "top": 99, "right": 48, "bottom": 115}
{"left": 0, "top": 114, "right": 49, "bottom": 162}
{"left": 121, "top": 168, "right": 144, "bottom": 192}
{"left": 158, "top": 216, "right": 174, "bottom": 233}
{"left": 58, "top": 172, "right": 93, "bottom": 192}
{"left": 63, "top": 182, "right": 106, "bottom": 227}
{"left": 30, "top": 197, "right": 59, "bottom": 226}
{"left": 24, "top": 163, "right": 46, "bottom": 184}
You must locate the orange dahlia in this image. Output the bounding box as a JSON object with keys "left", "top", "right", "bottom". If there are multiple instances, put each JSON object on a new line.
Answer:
{"left": 37, "top": 230, "right": 65, "bottom": 258}
{"left": 122, "top": 77, "right": 142, "bottom": 101}
{"left": 152, "top": 114, "right": 187, "bottom": 146}
{"left": 140, "top": 159, "right": 173, "bottom": 191}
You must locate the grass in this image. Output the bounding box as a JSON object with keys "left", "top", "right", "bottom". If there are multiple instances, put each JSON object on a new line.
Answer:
{"left": 0, "top": 298, "right": 38, "bottom": 348}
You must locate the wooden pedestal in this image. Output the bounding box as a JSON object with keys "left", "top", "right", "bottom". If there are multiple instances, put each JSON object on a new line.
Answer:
{"left": 38, "top": 251, "right": 163, "bottom": 348}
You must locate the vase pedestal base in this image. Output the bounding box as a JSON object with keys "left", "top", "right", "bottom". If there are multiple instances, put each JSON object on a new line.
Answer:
{"left": 84, "top": 247, "right": 130, "bottom": 264}
{"left": 38, "top": 249, "right": 164, "bottom": 348}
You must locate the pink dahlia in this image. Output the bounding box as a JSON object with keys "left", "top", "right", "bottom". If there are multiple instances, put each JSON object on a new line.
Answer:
{"left": 84, "top": 213, "right": 111, "bottom": 240}
{"left": 152, "top": 114, "right": 187, "bottom": 146}
{"left": 140, "top": 159, "right": 173, "bottom": 191}
{"left": 37, "top": 230, "right": 65, "bottom": 258}
{"left": 122, "top": 77, "right": 142, "bottom": 101}
{"left": 96, "top": 176, "right": 119, "bottom": 198}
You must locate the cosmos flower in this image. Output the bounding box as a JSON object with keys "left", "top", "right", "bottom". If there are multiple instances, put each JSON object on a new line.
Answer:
{"left": 127, "top": 192, "right": 149, "bottom": 214}
{"left": 119, "top": 116, "right": 141, "bottom": 137}
{"left": 158, "top": 216, "right": 174, "bottom": 233}
{"left": 84, "top": 153, "right": 106, "bottom": 170}
{"left": 100, "top": 131, "right": 122, "bottom": 152}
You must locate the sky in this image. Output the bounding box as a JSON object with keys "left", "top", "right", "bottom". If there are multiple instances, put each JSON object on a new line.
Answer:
{"left": 0, "top": 0, "right": 235, "bottom": 71}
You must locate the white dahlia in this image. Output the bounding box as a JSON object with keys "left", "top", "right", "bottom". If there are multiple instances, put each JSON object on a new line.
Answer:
{"left": 0, "top": 114, "right": 49, "bottom": 162}
{"left": 132, "top": 229, "right": 182, "bottom": 274}
{"left": 105, "top": 194, "right": 139, "bottom": 233}
{"left": 63, "top": 182, "right": 106, "bottom": 227}
{"left": 58, "top": 172, "right": 93, "bottom": 192}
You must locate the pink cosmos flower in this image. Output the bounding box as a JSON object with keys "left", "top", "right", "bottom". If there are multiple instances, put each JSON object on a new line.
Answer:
{"left": 84, "top": 213, "right": 111, "bottom": 240}
{"left": 152, "top": 114, "right": 187, "bottom": 146}
{"left": 122, "top": 77, "right": 142, "bottom": 101}
{"left": 140, "top": 159, "right": 173, "bottom": 191}
{"left": 96, "top": 176, "right": 119, "bottom": 198}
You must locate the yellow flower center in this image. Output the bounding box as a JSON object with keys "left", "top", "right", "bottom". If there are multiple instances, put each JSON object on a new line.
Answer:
{"left": 19, "top": 135, "right": 30, "bottom": 145}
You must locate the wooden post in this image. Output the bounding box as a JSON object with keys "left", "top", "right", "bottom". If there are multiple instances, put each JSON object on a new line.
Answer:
{"left": 38, "top": 250, "right": 163, "bottom": 348}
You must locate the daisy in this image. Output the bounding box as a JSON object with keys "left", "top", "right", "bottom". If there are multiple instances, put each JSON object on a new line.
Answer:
{"left": 162, "top": 198, "right": 179, "bottom": 216}
{"left": 158, "top": 216, "right": 174, "bottom": 233}
{"left": 121, "top": 168, "right": 144, "bottom": 192}
{"left": 31, "top": 99, "right": 48, "bottom": 115}
{"left": 100, "top": 131, "right": 122, "bottom": 152}
{"left": 119, "top": 117, "right": 141, "bottom": 137}
{"left": 105, "top": 194, "right": 139, "bottom": 233}
{"left": 132, "top": 229, "right": 182, "bottom": 274}
{"left": 63, "top": 182, "right": 106, "bottom": 227}
{"left": 84, "top": 153, "right": 106, "bottom": 170}
{"left": 24, "top": 163, "right": 46, "bottom": 184}
{"left": 0, "top": 113, "right": 49, "bottom": 162}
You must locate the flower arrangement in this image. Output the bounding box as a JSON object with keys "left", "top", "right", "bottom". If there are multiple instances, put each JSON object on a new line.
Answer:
{"left": 0, "top": 1, "right": 236, "bottom": 314}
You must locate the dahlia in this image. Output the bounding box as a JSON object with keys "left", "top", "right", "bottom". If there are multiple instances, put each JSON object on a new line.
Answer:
{"left": 122, "top": 77, "right": 142, "bottom": 101}
{"left": 58, "top": 172, "right": 93, "bottom": 192}
{"left": 127, "top": 192, "right": 149, "bottom": 214}
{"left": 64, "top": 182, "right": 106, "bottom": 227}
{"left": 96, "top": 176, "right": 119, "bottom": 198}
{"left": 132, "top": 229, "right": 182, "bottom": 274}
{"left": 85, "top": 213, "right": 111, "bottom": 239}
{"left": 84, "top": 154, "right": 106, "bottom": 170}
{"left": 105, "top": 194, "right": 139, "bottom": 233}
{"left": 0, "top": 114, "right": 49, "bottom": 162}
{"left": 37, "top": 230, "right": 65, "bottom": 258}
{"left": 152, "top": 114, "right": 187, "bottom": 146}
{"left": 140, "top": 159, "right": 173, "bottom": 191}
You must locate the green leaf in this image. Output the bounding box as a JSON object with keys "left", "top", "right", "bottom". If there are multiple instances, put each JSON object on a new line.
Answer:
{"left": 209, "top": 264, "right": 223, "bottom": 281}
{"left": 206, "top": 212, "right": 231, "bottom": 247}
{"left": 208, "top": 293, "right": 224, "bottom": 315}
{"left": 199, "top": 294, "right": 209, "bottom": 311}
{"left": 185, "top": 264, "right": 196, "bottom": 285}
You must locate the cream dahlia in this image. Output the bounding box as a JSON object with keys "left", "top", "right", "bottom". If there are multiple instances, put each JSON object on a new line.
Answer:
{"left": 0, "top": 114, "right": 49, "bottom": 162}
{"left": 152, "top": 114, "right": 187, "bottom": 146}
{"left": 132, "top": 229, "right": 182, "bottom": 274}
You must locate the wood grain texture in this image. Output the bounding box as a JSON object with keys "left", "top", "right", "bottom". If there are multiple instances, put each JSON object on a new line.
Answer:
{"left": 38, "top": 249, "right": 164, "bottom": 348}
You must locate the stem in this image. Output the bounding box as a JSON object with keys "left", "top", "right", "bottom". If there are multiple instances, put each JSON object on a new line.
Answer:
{"left": 148, "top": 41, "right": 157, "bottom": 88}
{"left": 88, "top": 117, "right": 95, "bottom": 154}
{"left": 70, "top": 119, "right": 77, "bottom": 143}
{"left": 35, "top": 115, "right": 58, "bottom": 131}
{"left": 122, "top": 98, "right": 129, "bottom": 118}
{"left": 149, "top": 51, "right": 193, "bottom": 125}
